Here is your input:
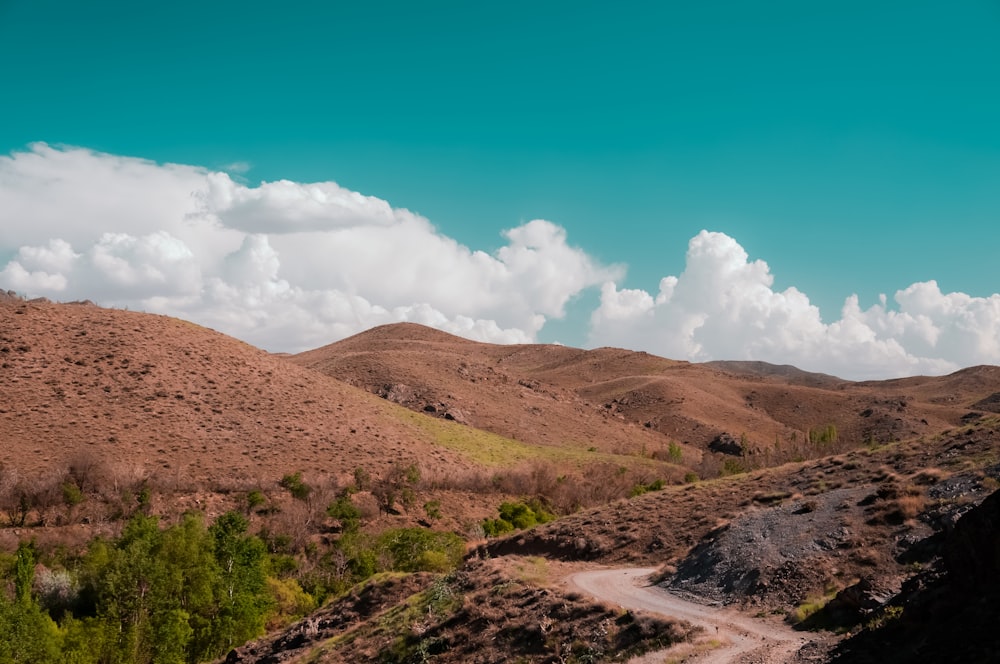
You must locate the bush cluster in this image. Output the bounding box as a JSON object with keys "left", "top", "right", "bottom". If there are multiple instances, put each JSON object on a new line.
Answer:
{"left": 481, "top": 499, "right": 555, "bottom": 537}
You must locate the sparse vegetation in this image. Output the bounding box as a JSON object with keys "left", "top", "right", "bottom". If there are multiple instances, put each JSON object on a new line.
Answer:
{"left": 279, "top": 471, "right": 312, "bottom": 502}
{"left": 719, "top": 458, "right": 747, "bottom": 476}
{"left": 481, "top": 499, "right": 555, "bottom": 537}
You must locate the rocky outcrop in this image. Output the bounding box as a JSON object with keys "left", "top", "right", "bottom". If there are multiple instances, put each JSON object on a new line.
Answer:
{"left": 943, "top": 486, "right": 1000, "bottom": 589}
{"left": 970, "top": 391, "right": 1000, "bottom": 414}
{"left": 831, "top": 489, "right": 1000, "bottom": 663}
{"left": 708, "top": 433, "right": 745, "bottom": 456}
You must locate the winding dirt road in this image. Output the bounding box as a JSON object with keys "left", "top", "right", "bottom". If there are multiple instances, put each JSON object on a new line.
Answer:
{"left": 567, "top": 568, "right": 812, "bottom": 664}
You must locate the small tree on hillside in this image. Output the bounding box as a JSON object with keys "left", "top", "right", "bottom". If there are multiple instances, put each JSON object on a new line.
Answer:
{"left": 372, "top": 463, "right": 421, "bottom": 516}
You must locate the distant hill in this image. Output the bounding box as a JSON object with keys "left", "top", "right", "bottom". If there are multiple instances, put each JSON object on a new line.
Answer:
{"left": 293, "top": 323, "right": 996, "bottom": 463}
{"left": 702, "top": 359, "right": 844, "bottom": 387}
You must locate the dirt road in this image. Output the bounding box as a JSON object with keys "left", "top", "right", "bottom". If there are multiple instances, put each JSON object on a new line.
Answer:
{"left": 567, "top": 568, "right": 811, "bottom": 664}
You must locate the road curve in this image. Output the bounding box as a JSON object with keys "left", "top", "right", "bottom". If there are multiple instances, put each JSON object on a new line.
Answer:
{"left": 567, "top": 568, "right": 810, "bottom": 664}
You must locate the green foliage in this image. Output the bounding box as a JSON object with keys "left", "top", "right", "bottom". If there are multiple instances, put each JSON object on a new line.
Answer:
{"left": 327, "top": 494, "right": 361, "bottom": 533}
{"left": 344, "top": 537, "right": 378, "bottom": 580}
{"left": 14, "top": 541, "right": 35, "bottom": 604}
{"left": 808, "top": 424, "right": 838, "bottom": 445}
{"left": 422, "top": 500, "right": 442, "bottom": 521}
{"left": 629, "top": 479, "right": 666, "bottom": 497}
{"left": 243, "top": 490, "right": 266, "bottom": 514}
{"left": 719, "top": 458, "right": 747, "bottom": 476}
{"left": 353, "top": 466, "right": 371, "bottom": 491}
{"left": 62, "top": 481, "right": 85, "bottom": 508}
{"left": 0, "top": 547, "right": 64, "bottom": 662}
{"left": 683, "top": 472, "right": 700, "bottom": 483}
{"left": 208, "top": 511, "right": 272, "bottom": 655}
{"left": 666, "top": 441, "right": 683, "bottom": 463}
{"left": 279, "top": 472, "right": 312, "bottom": 502}
{"left": 265, "top": 577, "right": 316, "bottom": 629}
{"left": 374, "top": 528, "right": 464, "bottom": 573}
{"left": 481, "top": 499, "right": 554, "bottom": 537}
{"left": 865, "top": 604, "right": 904, "bottom": 631}
{"left": 0, "top": 511, "right": 275, "bottom": 664}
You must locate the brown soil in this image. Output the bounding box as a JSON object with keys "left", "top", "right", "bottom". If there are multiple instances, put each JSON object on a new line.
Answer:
{"left": 0, "top": 299, "right": 489, "bottom": 489}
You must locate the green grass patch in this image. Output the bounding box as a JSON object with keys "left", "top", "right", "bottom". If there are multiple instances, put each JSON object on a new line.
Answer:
{"left": 396, "top": 407, "right": 675, "bottom": 471}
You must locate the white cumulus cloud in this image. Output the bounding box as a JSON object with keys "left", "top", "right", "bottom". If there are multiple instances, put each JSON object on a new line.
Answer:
{"left": 0, "top": 143, "right": 617, "bottom": 352}
{"left": 589, "top": 230, "right": 1000, "bottom": 379}
{"left": 3, "top": 144, "right": 997, "bottom": 379}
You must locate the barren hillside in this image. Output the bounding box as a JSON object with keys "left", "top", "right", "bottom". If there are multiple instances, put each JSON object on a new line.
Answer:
{"left": 292, "top": 323, "right": 995, "bottom": 469}
{"left": 0, "top": 297, "right": 482, "bottom": 489}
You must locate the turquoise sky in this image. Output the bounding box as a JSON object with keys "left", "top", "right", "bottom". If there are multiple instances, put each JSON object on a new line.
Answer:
{"left": 2, "top": 0, "right": 999, "bottom": 347}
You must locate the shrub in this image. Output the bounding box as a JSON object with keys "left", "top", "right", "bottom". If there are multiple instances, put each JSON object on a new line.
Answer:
{"left": 630, "top": 479, "right": 666, "bottom": 497}
{"left": 279, "top": 472, "right": 312, "bottom": 502}
{"left": 265, "top": 577, "right": 316, "bottom": 629}
{"left": 423, "top": 500, "right": 442, "bottom": 521}
{"left": 327, "top": 494, "right": 362, "bottom": 533}
{"left": 372, "top": 463, "right": 421, "bottom": 516}
{"left": 61, "top": 481, "right": 84, "bottom": 508}
{"left": 244, "top": 490, "right": 267, "bottom": 514}
{"left": 720, "top": 459, "right": 746, "bottom": 477}
{"left": 375, "top": 527, "right": 465, "bottom": 573}
{"left": 353, "top": 467, "right": 371, "bottom": 491}
{"left": 481, "top": 499, "right": 554, "bottom": 536}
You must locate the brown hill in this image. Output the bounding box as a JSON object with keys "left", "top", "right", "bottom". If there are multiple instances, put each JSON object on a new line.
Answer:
{"left": 292, "top": 323, "right": 998, "bottom": 472}
{"left": 290, "top": 324, "right": 691, "bottom": 462}
{"left": 0, "top": 298, "right": 483, "bottom": 491}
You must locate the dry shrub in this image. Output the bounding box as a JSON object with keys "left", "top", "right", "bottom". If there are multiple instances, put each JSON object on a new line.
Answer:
{"left": 891, "top": 493, "right": 927, "bottom": 521}
{"left": 911, "top": 467, "right": 949, "bottom": 485}
{"left": 67, "top": 452, "right": 108, "bottom": 495}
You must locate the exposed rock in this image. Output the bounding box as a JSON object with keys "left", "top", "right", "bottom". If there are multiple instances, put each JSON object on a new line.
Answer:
{"left": 831, "top": 489, "right": 1000, "bottom": 663}
{"left": 667, "top": 486, "right": 878, "bottom": 606}
{"left": 943, "top": 486, "right": 1000, "bottom": 590}
{"left": 828, "top": 576, "right": 895, "bottom": 618}
{"left": 708, "top": 433, "right": 745, "bottom": 456}
{"left": 970, "top": 391, "right": 1000, "bottom": 414}
{"left": 378, "top": 383, "right": 418, "bottom": 404}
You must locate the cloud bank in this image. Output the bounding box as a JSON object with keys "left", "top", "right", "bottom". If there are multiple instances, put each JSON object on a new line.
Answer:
{"left": 590, "top": 230, "right": 1000, "bottom": 380}
{"left": 2, "top": 144, "right": 998, "bottom": 380}
{"left": 0, "top": 143, "right": 619, "bottom": 352}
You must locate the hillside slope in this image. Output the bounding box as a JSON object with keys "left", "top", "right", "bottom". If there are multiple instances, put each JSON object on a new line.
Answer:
{"left": 0, "top": 298, "right": 480, "bottom": 489}
{"left": 292, "top": 323, "right": 998, "bottom": 469}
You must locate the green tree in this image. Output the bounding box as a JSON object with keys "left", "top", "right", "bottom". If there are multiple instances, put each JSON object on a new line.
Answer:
{"left": 372, "top": 463, "right": 421, "bottom": 516}
{"left": 423, "top": 500, "right": 442, "bottom": 522}
{"left": 327, "top": 494, "right": 361, "bottom": 533}
{"left": 279, "top": 472, "right": 312, "bottom": 502}
{"left": 0, "top": 542, "right": 64, "bottom": 663}
{"left": 208, "top": 511, "right": 272, "bottom": 655}
{"left": 375, "top": 528, "right": 465, "bottom": 573}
